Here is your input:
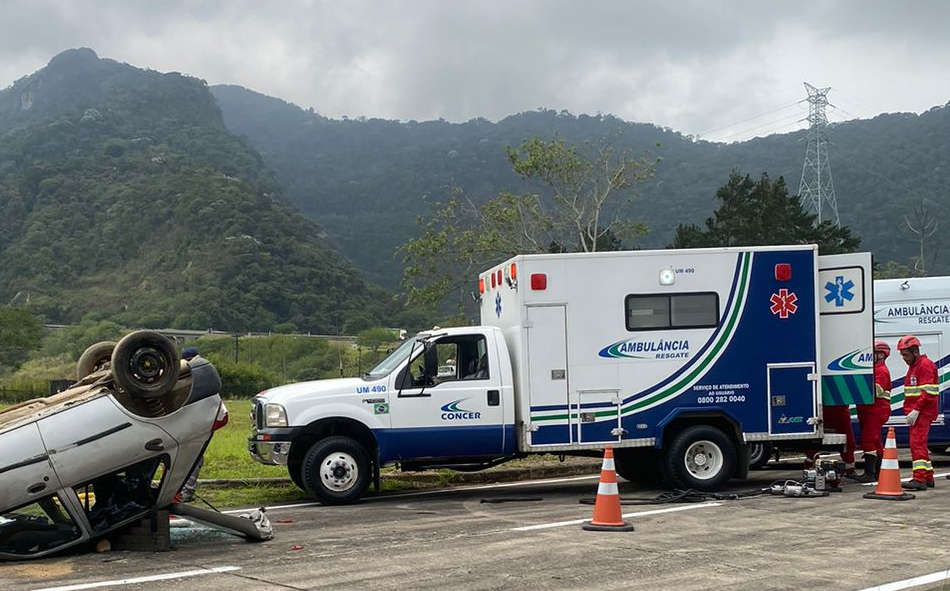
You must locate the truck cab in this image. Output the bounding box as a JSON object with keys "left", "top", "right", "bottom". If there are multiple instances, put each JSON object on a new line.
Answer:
{"left": 248, "top": 327, "right": 517, "bottom": 504}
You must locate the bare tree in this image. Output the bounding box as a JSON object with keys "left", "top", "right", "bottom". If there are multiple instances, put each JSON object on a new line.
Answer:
{"left": 905, "top": 200, "right": 939, "bottom": 276}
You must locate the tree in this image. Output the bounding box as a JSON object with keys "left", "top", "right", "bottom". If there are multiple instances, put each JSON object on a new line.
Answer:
{"left": 904, "top": 199, "right": 939, "bottom": 276}
{"left": 0, "top": 307, "right": 44, "bottom": 373}
{"left": 670, "top": 172, "right": 860, "bottom": 254}
{"left": 400, "top": 136, "right": 653, "bottom": 309}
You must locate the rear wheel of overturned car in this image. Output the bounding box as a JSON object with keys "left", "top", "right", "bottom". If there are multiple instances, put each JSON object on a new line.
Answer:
{"left": 76, "top": 341, "right": 117, "bottom": 380}
{"left": 302, "top": 436, "right": 371, "bottom": 505}
{"left": 110, "top": 331, "right": 180, "bottom": 399}
{"left": 663, "top": 425, "right": 737, "bottom": 491}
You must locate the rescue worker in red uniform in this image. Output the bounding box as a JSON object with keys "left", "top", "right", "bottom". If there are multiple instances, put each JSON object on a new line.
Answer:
{"left": 852, "top": 341, "right": 893, "bottom": 482}
{"left": 821, "top": 405, "right": 857, "bottom": 474}
{"left": 898, "top": 335, "right": 940, "bottom": 490}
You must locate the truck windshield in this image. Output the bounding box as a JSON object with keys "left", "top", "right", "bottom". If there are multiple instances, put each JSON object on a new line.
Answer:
{"left": 364, "top": 337, "right": 420, "bottom": 379}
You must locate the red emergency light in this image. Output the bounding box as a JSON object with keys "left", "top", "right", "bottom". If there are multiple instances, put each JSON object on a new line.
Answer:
{"left": 491, "top": 273, "right": 496, "bottom": 288}
{"left": 530, "top": 273, "right": 547, "bottom": 290}
{"left": 478, "top": 278, "right": 485, "bottom": 294}
{"left": 774, "top": 263, "right": 792, "bottom": 282}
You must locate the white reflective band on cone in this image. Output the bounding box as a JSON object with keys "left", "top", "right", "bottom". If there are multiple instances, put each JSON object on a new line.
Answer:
{"left": 597, "top": 482, "right": 619, "bottom": 496}
{"left": 886, "top": 438, "right": 897, "bottom": 449}
{"left": 602, "top": 458, "right": 615, "bottom": 471}
{"left": 881, "top": 459, "right": 900, "bottom": 470}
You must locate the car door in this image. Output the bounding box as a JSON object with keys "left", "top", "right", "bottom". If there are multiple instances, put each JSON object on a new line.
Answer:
{"left": 0, "top": 423, "right": 62, "bottom": 510}
{"left": 387, "top": 333, "right": 506, "bottom": 459}
{"left": 35, "top": 395, "right": 177, "bottom": 489}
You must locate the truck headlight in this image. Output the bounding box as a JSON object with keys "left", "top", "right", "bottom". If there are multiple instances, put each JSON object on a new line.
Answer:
{"left": 264, "top": 403, "right": 288, "bottom": 427}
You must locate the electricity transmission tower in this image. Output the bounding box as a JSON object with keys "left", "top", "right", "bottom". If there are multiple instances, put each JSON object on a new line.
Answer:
{"left": 798, "top": 82, "right": 839, "bottom": 226}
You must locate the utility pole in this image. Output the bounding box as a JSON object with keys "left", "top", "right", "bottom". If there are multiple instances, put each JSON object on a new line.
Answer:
{"left": 233, "top": 334, "right": 240, "bottom": 364}
{"left": 799, "top": 82, "right": 840, "bottom": 226}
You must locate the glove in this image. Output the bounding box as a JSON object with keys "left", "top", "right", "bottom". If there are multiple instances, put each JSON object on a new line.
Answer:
{"left": 906, "top": 409, "right": 920, "bottom": 426}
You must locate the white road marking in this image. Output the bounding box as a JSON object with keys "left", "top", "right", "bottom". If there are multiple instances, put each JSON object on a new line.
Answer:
{"left": 860, "top": 471, "right": 950, "bottom": 486}
{"left": 512, "top": 501, "right": 723, "bottom": 531}
{"left": 854, "top": 568, "right": 950, "bottom": 591}
{"left": 32, "top": 566, "right": 241, "bottom": 591}
{"left": 222, "top": 474, "right": 602, "bottom": 513}
{"left": 370, "top": 474, "right": 602, "bottom": 501}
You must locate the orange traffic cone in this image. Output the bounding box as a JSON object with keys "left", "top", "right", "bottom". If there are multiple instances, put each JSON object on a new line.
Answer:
{"left": 582, "top": 446, "right": 634, "bottom": 531}
{"left": 864, "top": 427, "right": 915, "bottom": 501}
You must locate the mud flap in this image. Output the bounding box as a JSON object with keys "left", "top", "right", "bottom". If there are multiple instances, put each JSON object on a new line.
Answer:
{"left": 169, "top": 504, "right": 273, "bottom": 541}
{"left": 734, "top": 442, "right": 750, "bottom": 480}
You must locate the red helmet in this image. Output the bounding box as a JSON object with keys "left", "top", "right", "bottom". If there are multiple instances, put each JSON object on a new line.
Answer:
{"left": 874, "top": 340, "right": 890, "bottom": 358}
{"left": 897, "top": 335, "right": 921, "bottom": 351}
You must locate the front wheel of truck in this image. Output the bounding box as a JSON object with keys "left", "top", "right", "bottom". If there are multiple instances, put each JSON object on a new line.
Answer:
{"left": 302, "top": 436, "right": 371, "bottom": 505}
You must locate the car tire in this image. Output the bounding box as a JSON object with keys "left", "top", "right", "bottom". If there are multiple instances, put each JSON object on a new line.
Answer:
{"left": 302, "top": 436, "right": 371, "bottom": 505}
{"left": 76, "top": 341, "right": 117, "bottom": 380}
{"left": 288, "top": 460, "right": 307, "bottom": 492}
{"left": 928, "top": 445, "right": 948, "bottom": 455}
{"left": 663, "top": 425, "right": 737, "bottom": 491}
{"left": 748, "top": 442, "right": 773, "bottom": 470}
{"left": 111, "top": 331, "right": 180, "bottom": 399}
{"left": 614, "top": 448, "right": 665, "bottom": 486}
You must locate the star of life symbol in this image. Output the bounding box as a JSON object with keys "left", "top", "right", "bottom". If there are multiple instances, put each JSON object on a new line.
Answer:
{"left": 770, "top": 288, "right": 798, "bottom": 319}
{"left": 824, "top": 275, "right": 855, "bottom": 308}
{"left": 495, "top": 292, "right": 502, "bottom": 317}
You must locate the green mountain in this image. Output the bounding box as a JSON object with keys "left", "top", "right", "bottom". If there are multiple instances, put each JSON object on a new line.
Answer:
{"left": 0, "top": 49, "right": 393, "bottom": 333}
{"left": 212, "top": 85, "right": 950, "bottom": 286}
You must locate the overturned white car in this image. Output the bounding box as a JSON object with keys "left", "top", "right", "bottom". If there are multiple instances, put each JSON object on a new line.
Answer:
{"left": 0, "top": 331, "right": 266, "bottom": 560}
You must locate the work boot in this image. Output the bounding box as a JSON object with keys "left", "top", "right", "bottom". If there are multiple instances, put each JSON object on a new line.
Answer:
{"left": 902, "top": 479, "right": 927, "bottom": 491}
{"left": 927, "top": 479, "right": 935, "bottom": 488}
{"left": 850, "top": 454, "right": 877, "bottom": 483}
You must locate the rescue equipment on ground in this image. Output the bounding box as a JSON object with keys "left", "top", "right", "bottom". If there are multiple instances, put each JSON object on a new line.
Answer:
{"left": 769, "top": 455, "right": 844, "bottom": 497}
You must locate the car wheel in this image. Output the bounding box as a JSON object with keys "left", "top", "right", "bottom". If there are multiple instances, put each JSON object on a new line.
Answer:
{"left": 663, "top": 425, "right": 737, "bottom": 491}
{"left": 76, "top": 341, "right": 116, "bottom": 380}
{"left": 288, "top": 460, "right": 307, "bottom": 492}
{"left": 928, "top": 445, "right": 948, "bottom": 455}
{"left": 614, "top": 448, "right": 665, "bottom": 486}
{"left": 748, "top": 442, "right": 773, "bottom": 470}
{"left": 111, "top": 331, "right": 180, "bottom": 399}
{"left": 302, "top": 436, "right": 370, "bottom": 505}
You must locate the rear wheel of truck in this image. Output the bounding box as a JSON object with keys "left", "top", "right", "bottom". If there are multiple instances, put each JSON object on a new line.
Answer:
{"left": 664, "top": 425, "right": 737, "bottom": 491}
{"left": 302, "top": 436, "right": 370, "bottom": 505}
{"left": 748, "top": 442, "right": 773, "bottom": 470}
{"left": 614, "top": 448, "right": 665, "bottom": 485}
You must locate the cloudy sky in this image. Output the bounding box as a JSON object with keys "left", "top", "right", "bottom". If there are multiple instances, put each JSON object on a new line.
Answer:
{"left": 2, "top": 0, "right": 949, "bottom": 142}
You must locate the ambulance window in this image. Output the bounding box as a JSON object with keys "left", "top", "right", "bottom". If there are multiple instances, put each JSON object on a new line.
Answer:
{"left": 671, "top": 293, "right": 718, "bottom": 328}
{"left": 626, "top": 295, "right": 670, "bottom": 330}
{"left": 626, "top": 292, "right": 719, "bottom": 331}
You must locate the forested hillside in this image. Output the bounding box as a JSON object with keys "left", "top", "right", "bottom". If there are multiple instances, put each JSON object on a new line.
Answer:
{"left": 0, "top": 49, "right": 394, "bottom": 333}
{"left": 213, "top": 85, "right": 950, "bottom": 287}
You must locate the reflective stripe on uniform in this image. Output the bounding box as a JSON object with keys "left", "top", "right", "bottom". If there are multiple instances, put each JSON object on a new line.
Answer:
{"left": 904, "top": 384, "right": 939, "bottom": 397}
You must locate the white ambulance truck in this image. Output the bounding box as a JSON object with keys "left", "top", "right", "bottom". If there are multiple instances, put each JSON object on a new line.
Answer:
{"left": 870, "top": 276, "right": 950, "bottom": 449}
{"left": 248, "top": 246, "right": 874, "bottom": 504}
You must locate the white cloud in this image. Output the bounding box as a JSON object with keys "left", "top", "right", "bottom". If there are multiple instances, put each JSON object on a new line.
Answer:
{"left": 1, "top": 0, "right": 949, "bottom": 141}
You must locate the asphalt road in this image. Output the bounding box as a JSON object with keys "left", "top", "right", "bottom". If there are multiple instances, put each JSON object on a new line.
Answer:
{"left": 4, "top": 453, "right": 950, "bottom": 591}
